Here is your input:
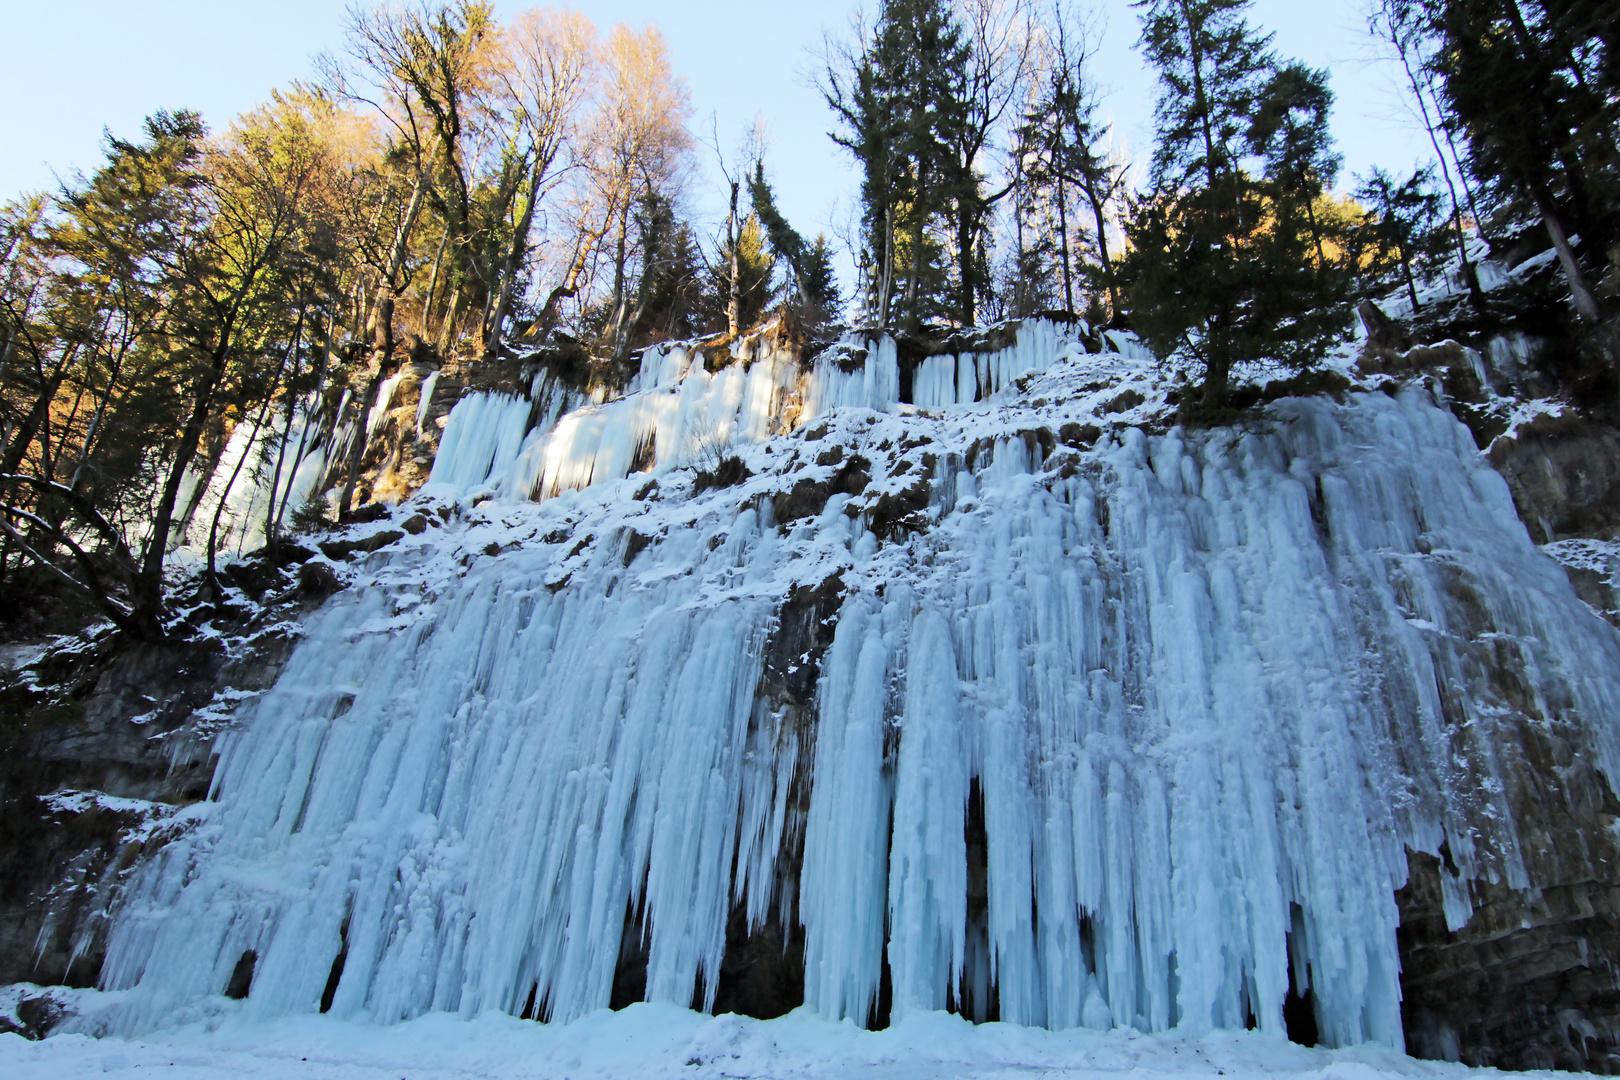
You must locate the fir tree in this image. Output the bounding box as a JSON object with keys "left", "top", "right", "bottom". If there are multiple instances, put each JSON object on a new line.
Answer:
{"left": 1123, "top": 0, "right": 1349, "bottom": 410}
{"left": 712, "top": 213, "right": 776, "bottom": 333}
{"left": 799, "top": 235, "right": 843, "bottom": 322}
{"left": 1247, "top": 63, "right": 1339, "bottom": 270}
{"left": 823, "top": 0, "right": 968, "bottom": 327}
{"left": 1355, "top": 166, "right": 1445, "bottom": 312}
{"left": 747, "top": 160, "right": 841, "bottom": 320}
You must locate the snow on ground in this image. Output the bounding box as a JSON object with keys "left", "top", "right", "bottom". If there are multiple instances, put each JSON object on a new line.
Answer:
{"left": 0, "top": 1001, "right": 1571, "bottom": 1080}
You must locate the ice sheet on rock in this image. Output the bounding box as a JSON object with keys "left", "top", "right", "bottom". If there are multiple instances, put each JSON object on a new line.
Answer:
{"left": 102, "top": 502, "right": 788, "bottom": 1028}
{"left": 428, "top": 390, "right": 538, "bottom": 493}
{"left": 911, "top": 319, "right": 1076, "bottom": 408}
{"left": 501, "top": 346, "right": 799, "bottom": 500}
{"left": 415, "top": 371, "right": 441, "bottom": 434}
{"left": 804, "top": 335, "right": 901, "bottom": 417}
{"left": 368, "top": 373, "right": 406, "bottom": 438}
{"left": 100, "top": 346, "right": 1620, "bottom": 1056}
{"left": 425, "top": 322, "right": 1079, "bottom": 504}
{"left": 179, "top": 398, "right": 327, "bottom": 558}
{"left": 810, "top": 320, "right": 1078, "bottom": 415}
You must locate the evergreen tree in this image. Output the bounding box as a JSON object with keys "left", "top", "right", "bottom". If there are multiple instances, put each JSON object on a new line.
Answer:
{"left": 1247, "top": 63, "right": 1339, "bottom": 269}
{"left": 712, "top": 213, "right": 776, "bottom": 333}
{"left": 823, "top": 0, "right": 968, "bottom": 327}
{"left": 747, "top": 162, "right": 842, "bottom": 324}
{"left": 1123, "top": 0, "right": 1349, "bottom": 409}
{"left": 1355, "top": 166, "right": 1445, "bottom": 312}
{"left": 1416, "top": 0, "right": 1615, "bottom": 324}
{"left": 800, "top": 235, "right": 843, "bottom": 323}
{"left": 637, "top": 221, "right": 707, "bottom": 341}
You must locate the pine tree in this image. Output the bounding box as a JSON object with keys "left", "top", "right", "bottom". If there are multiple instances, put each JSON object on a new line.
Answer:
{"left": 1123, "top": 0, "right": 1349, "bottom": 410}
{"left": 1355, "top": 166, "right": 1445, "bottom": 312}
{"left": 1418, "top": 0, "right": 1614, "bottom": 324}
{"left": 824, "top": 0, "right": 968, "bottom": 327}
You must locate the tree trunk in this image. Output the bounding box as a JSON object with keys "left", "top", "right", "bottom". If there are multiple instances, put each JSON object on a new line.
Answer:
{"left": 436, "top": 283, "right": 461, "bottom": 355}
{"left": 1303, "top": 192, "right": 1326, "bottom": 270}
{"left": 1056, "top": 180, "right": 1073, "bottom": 313}
{"left": 337, "top": 371, "right": 385, "bottom": 521}
{"left": 607, "top": 201, "right": 631, "bottom": 352}
{"left": 1201, "top": 350, "right": 1230, "bottom": 411}
{"left": 134, "top": 344, "right": 232, "bottom": 640}
{"left": 369, "top": 163, "right": 430, "bottom": 367}
{"left": 1399, "top": 246, "right": 1422, "bottom": 312}
{"left": 421, "top": 229, "right": 449, "bottom": 338}
{"left": 1081, "top": 177, "right": 1120, "bottom": 321}
{"left": 1396, "top": 37, "right": 1487, "bottom": 310}
{"left": 956, "top": 200, "right": 977, "bottom": 326}
{"left": 486, "top": 168, "right": 545, "bottom": 360}
{"left": 903, "top": 217, "right": 924, "bottom": 331}
{"left": 1538, "top": 194, "right": 1602, "bottom": 324}
{"left": 726, "top": 180, "right": 742, "bottom": 337}
{"left": 879, "top": 207, "right": 895, "bottom": 328}
{"left": 205, "top": 349, "right": 286, "bottom": 601}
{"left": 0, "top": 337, "right": 83, "bottom": 497}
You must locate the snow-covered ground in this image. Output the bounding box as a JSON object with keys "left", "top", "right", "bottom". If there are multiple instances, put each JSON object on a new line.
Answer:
{"left": 0, "top": 1001, "right": 1567, "bottom": 1079}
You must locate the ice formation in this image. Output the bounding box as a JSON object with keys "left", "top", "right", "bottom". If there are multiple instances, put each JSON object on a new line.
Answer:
{"left": 97, "top": 322, "right": 1620, "bottom": 1053}
{"left": 178, "top": 396, "right": 328, "bottom": 558}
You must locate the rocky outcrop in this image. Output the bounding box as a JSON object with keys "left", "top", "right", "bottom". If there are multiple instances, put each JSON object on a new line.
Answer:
{"left": 1395, "top": 380, "right": 1620, "bottom": 1072}
{"left": 0, "top": 566, "right": 308, "bottom": 989}
{"left": 1401, "top": 851, "right": 1620, "bottom": 1073}
{"left": 1489, "top": 413, "right": 1620, "bottom": 544}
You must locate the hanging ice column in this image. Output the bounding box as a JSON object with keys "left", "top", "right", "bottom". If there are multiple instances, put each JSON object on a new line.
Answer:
{"left": 427, "top": 320, "right": 1082, "bottom": 504}
{"left": 99, "top": 388, "right": 1620, "bottom": 1048}
{"left": 908, "top": 317, "right": 1076, "bottom": 408}
{"left": 177, "top": 393, "right": 329, "bottom": 558}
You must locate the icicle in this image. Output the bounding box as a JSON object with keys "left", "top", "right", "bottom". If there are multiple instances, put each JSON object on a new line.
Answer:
{"left": 415, "top": 371, "right": 440, "bottom": 434}
{"left": 427, "top": 392, "right": 534, "bottom": 493}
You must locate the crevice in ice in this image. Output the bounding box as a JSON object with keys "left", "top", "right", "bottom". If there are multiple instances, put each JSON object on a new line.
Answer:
{"left": 1283, "top": 907, "right": 1320, "bottom": 1047}
{"left": 960, "top": 778, "right": 997, "bottom": 1025}
{"left": 319, "top": 920, "right": 348, "bottom": 1014}
{"left": 607, "top": 899, "right": 649, "bottom": 1013}
{"left": 225, "top": 951, "right": 256, "bottom": 1001}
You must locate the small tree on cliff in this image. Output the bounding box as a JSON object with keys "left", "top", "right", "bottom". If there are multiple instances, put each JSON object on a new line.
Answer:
{"left": 1122, "top": 0, "right": 1349, "bottom": 410}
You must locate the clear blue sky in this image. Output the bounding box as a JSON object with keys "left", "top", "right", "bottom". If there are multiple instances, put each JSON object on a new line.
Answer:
{"left": 2, "top": 1, "right": 1431, "bottom": 276}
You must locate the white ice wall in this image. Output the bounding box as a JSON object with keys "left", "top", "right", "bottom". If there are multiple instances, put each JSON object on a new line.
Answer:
{"left": 101, "top": 385, "right": 1620, "bottom": 1049}
{"left": 426, "top": 320, "right": 1080, "bottom": 503}
{"left": 178, "top": 396, "right": 327, "bottom": 558}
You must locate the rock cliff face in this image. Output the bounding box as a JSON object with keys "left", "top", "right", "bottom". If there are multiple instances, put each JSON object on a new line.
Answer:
{"left": 1388, "top": 566, "right": 1620, "bottom": 1071}
{"left": 5, "top": 313, "right": 1620, "bottom": 1069}
{"left": 0, "top": 634, "right": 287, "bottom": 989}
{"left": 0, "top": 559, "right": 317, "bottom": 1002}
{"left": 1351, "top": 313, "right": 1620, "bottom": 1072}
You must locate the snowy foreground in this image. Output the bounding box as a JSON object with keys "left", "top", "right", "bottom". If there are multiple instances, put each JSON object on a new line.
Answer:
{"left": 0, "top": 1002, "right": 1574, "bottom": 1079}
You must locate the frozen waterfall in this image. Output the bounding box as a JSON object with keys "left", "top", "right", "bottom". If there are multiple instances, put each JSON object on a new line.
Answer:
{"left": 97, "top": 338, "right": 1620, "bottom": 1050}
